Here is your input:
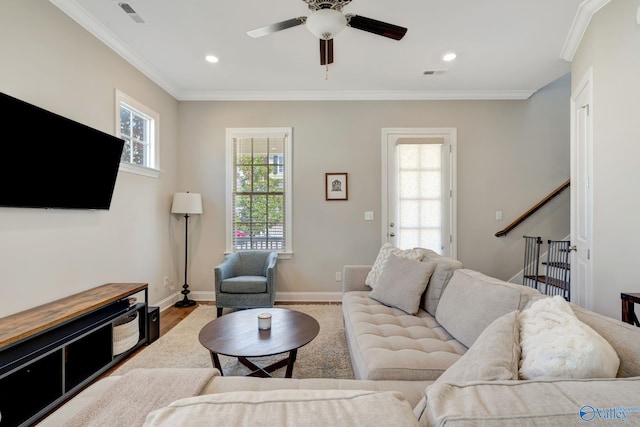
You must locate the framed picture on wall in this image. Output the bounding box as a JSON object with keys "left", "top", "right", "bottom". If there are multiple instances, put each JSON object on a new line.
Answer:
{"left": 326, "top": 173, "right": 348, "bottom": 201}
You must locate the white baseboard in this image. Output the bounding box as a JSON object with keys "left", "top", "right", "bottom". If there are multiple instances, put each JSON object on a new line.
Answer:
{"left": 188, "top": 290, "right": 216, "bottom": 302}
{"left": 151, "top": 294, "right": 181, "bottom": 312}
{"left": 154, "top": 290, "right": 343, "bottom": 310}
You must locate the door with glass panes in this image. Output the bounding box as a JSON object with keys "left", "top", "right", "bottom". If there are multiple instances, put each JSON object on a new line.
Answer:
{"left": 382, "top": 128, "right": 457, "bottom": 257}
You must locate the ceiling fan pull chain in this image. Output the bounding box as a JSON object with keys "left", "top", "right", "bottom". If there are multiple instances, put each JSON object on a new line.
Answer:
{"left": 325, "top": 64, "right": 329, "bottom": 80}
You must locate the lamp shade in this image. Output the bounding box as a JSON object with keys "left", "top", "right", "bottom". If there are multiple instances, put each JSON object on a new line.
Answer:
{"left": 306, "top": 9, "right": 347, "bottom": 40}
{"left": 171, "top": 192, "right": 203, "bottom": 214}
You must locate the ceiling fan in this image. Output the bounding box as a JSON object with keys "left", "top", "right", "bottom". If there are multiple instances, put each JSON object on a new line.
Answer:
{"left": 247, "top": 0, "right": 408, "bottom": 67}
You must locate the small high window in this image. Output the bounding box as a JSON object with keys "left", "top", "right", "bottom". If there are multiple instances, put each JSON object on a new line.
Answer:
{"left": 115, "top": 90, "right": 160, "bottom": 178}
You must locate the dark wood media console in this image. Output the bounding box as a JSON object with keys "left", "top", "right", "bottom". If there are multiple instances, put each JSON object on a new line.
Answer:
{"left": 0, "top": 283, "right": 148, "bottom": 426}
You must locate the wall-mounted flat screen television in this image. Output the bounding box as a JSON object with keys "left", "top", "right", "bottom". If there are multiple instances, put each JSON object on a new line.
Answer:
{"left": 0, "top": 91, "right": 124, "bottom": 210}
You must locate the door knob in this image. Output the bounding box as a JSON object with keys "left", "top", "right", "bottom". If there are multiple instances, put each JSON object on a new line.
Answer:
{"left": 389, "top": 233, "right": 395, "bottom": 237}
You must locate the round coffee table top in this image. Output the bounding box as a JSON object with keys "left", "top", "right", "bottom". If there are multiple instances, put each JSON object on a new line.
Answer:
{"left": 198, "top": 308, "right": 320, "bottom": 358}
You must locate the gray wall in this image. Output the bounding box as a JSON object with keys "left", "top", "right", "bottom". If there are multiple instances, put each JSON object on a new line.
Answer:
{"left": 0, "top": 0, "right": 570, "bottom": 317}
{"left": 179, "top": 77, "right": 570, "bottom": 300}
{"left": 0, "top": 0, "right": 180, "bottom": 317}
{"left": 572, "top": 0, "right": 640, "bottom": 318}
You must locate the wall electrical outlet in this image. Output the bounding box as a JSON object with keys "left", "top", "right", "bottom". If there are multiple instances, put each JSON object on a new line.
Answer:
{"left": 335, "top": 272, "right": 342, "bottom": 281}
{"left": 364, "top": 211, "right": 374, "bottom": 221}
{"left": 163, "top": 276, "right": 169, "bottom": 287}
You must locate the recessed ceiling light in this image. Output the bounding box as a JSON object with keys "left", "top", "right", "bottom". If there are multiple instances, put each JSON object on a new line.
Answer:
{"left": 205, "top": 55, "right": 219, "bottom": 63}
{"left": 442, "top": 52, "right": 457, "bottom": 62}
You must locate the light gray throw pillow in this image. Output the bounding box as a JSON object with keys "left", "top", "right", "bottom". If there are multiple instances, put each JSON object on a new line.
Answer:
{"left": 414, "top": 310, "right": 521, "bottom": 423}
{"left": 369, "top": 255, "right": 436, "bottom": 315}
{"left": 434, "top": 310, "right": 521, "bottom": 384}
{"left": 415, "top": 248, "right": 463, "bottom": 316}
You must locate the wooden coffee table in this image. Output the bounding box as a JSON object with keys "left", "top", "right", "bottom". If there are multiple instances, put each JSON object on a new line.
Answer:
{"left": 198, "top": 307, "right": 320, "bottom": 378}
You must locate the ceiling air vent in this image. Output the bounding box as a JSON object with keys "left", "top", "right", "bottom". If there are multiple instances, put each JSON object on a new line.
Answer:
{"left": 118, "top": 2, "right": 145, "bottom": 23}
{"left": 423, "top": 69, "right": 447, "bottom": 76}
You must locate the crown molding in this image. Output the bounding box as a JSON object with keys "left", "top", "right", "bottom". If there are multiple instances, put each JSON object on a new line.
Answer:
{"left": 50, "top": 0, "right": 536, "bottom": 102}
{"left": 50, "top": 0, "right": 182, "bottom": 99}
{"left": 560, "top": 0, "right": 611, "bottom": 61}
{"left": 176, "top": 89, "right": 536, "bottom": 101}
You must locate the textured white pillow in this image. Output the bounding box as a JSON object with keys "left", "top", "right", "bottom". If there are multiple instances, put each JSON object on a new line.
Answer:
{"left": 518, "top": 296, "right": 620, "bottom": 380}
{"left": 365, "top": 243, "right": 423, "bottom": 290}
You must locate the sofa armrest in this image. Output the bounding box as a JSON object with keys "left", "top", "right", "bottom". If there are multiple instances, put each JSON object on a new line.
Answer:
{"left": 342, "top": 265, "right": 372, "bottom": 292}
{"left": 420, "top": 377, "right": 640, "bottom": 426}
{"left": 214, "top": 254, "right": 238, "bottom": 279}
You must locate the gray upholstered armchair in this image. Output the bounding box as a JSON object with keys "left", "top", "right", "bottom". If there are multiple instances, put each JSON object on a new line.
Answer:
{"left": 214, "top": 250, "right": 278, "bottom": 317}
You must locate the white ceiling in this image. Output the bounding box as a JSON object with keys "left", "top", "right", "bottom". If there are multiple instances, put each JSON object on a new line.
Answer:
{"left": 51, "top": 0, "right": 590, "bottom": 101}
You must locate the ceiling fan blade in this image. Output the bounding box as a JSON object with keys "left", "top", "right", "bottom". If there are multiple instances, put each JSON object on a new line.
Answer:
{"left": 320, "top": 39, "right": 334, "bottom": 65}
{"left": 247, "top": 17, "right": 306, "bottom": 38}
{"left": 347, "top": 15, "right": 407, "bottom": 40}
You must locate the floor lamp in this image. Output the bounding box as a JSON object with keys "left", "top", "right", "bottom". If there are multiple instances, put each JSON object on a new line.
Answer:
{"left": 171, "top": 192, "right": 203, "bottom": 308}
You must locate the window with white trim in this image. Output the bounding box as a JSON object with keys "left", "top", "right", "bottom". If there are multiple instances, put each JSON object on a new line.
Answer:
{"left": 226, "top": 128, "right": 292, "bottom": 256}
{"left": 115, "top": 90, "right": 160, "bottom": 178}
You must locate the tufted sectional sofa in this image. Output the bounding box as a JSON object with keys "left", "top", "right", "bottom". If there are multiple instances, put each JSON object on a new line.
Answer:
{"left": 40, "top": 248, "right": 640, "bottom": 426}
{"left": 341, "top": 249, "right": 541, "bottom": 382}
{"left": 341, "top": 249, "right": 640, "bottom": 425}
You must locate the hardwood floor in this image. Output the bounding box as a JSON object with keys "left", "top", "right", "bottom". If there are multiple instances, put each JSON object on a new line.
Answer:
{"left": 158, "top": 302, "right": 211, "bottom": 335}
{"left": 100, "top": 302, "right": 213, "bottom": 377}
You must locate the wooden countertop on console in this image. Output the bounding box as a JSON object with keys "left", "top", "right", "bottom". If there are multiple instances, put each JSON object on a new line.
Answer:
{"left": 0, "top": 282, "right": 147, "bottom": 348}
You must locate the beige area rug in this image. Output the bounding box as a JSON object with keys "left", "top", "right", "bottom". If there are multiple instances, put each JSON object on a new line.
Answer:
{"left": 112, "top": 304, "right": 355, "bottom": 379}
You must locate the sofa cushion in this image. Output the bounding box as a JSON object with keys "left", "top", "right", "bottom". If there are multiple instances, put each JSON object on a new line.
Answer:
{"left": 220, "top": 276, "right": 267, "bottom": 293}
{"left": 365, "top": 243, "right": 423, "bottom": 290}
{"left": 435, "top": 269, "right": 539, "bottom": 348}
{"left": 518, "top": 296, "right": 619, "bottom": 380}
{"left": 414, "top": 248, "right": 463, "bottom": 316}
{"left": 434, "top": 310, "right": 520, "bottom": 385}
{"left": 143, "top": 389, "right": 420, "bottom": 427}
{"left": 342, "top": 291, "right": 466, "bottom": 381}
{"left": 201, "top": 375, "right": 430, "bottom": 412}
{"left": 369, "top": 255, "right": 436, "bottom": 315}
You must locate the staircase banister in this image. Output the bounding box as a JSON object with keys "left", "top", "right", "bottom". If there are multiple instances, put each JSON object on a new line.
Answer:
{"left": 495, "top": 179, "right": 570, "bottom": 237}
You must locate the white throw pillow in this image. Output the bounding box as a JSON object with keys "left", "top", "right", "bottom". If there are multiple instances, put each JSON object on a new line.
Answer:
{"left": 518, "top": 296, "right": 620, "bottom": 380}
{"left": 365, "top": 243, "right": 423, "bottom": 290}
{"left": 369, "top": 255, "right": 436, "bottom": 315}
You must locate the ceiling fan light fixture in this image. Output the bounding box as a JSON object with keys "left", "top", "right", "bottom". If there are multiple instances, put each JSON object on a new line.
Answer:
{"left": 306, "top": 8, "right": 347, "bottom": 40}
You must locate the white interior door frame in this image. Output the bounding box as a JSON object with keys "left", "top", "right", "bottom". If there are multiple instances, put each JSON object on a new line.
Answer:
{"left": 381, "top": 127, "right": 457, "bottom": 258}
